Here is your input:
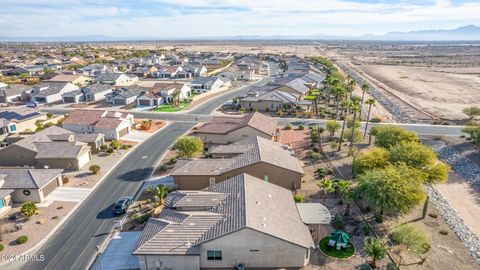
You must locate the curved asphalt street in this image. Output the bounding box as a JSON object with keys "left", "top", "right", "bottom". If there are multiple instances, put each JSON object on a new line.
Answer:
{"left": 19, "top": 75, "right": 273, "bottom": 270}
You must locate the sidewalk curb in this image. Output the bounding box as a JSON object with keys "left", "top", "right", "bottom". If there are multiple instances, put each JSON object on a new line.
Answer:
{"left": 0, "top": 122, "right": 170, "bottom": 268}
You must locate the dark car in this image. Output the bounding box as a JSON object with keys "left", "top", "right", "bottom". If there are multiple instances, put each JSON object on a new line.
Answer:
{"left": 113, "top": 196, "right": 132, "bottom": 215}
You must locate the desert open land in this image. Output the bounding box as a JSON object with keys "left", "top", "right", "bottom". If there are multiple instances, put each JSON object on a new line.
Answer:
{"left": 319, "top": 42, "right": 480, "bottom": 122}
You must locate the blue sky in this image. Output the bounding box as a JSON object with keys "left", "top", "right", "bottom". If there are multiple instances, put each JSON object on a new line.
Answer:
{"left": 0, "top": 0, "right": 479, "bottom": 37}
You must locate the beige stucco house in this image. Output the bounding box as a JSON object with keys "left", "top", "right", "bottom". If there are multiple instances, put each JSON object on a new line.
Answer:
{"left": 0, "top": 126, "right": 91, "bottom": 170}
{"left": 133, "top": 174, "right": 314, "bottom": 270}
{"left": 171, "top": 136, "right": 304, "bottom": 190}
{"left": 192, "top": 112, "right": 278, "bottom": 145}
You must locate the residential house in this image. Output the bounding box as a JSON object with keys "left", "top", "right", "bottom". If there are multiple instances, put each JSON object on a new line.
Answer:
{"left": 193, "top": 112, "right": 278, "bottom": 145}
{"left": 82, "top": 83, "right": 114, "bottom": 102}
{"left": 132, "top": 66, "right": 158, "bottom": 78}
{"left": 182, "top": 65, "right": 207, "bottom": 77}
{"left": 61, "top": 90, "right": 84, "bottom": 103}
{"left": 0, "top": 109, "right": 49, "bottom": 139}
{"left": 189, "top": 76, "right": 224, "bottom": 93}
{"left": 2, "top": 66, "right": 44, "bottom": 77}
{"left": 151, "top": 66, "right": 187, "bottom": 79}
{"left": 133, "top": 173, "right": 314, "bottom": 270}
{"left": 105, "top": 85, "right": 147, "bottom": 106}
{"left": 0, "top": 84, "right": 31, "bottom": 103}
{"left": 95, "top": 73, "right": 138, "bottom": 86}
{"left": 62, "top": 109, "right": 134, "bottom": 140}
{"left": 0, "top": 168, "right": 63, "bottom": 206}
{"left": 47, "top": 74, "right": 91, "bottom": 86}
{"left": 218, "top": 69, "right": 254, "bottom": 81}
{"left": 75, "top": 64, "right": 114, "bottom": 77}
{"left": 0, "top": 126, "right": 92, "bottom": 170}
{"left": 240, "top": 90, "right": 312, "bottom": 112}
{"left": 136, "top": 83, "right": 191, "bottom": 107}
{"left": 26, "top": 82, "right": 80, "bottom": 103}
{"left": 171, "top": 136, "right": 304, "bottom": 190}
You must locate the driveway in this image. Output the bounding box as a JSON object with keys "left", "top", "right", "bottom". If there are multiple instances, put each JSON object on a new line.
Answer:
{"left": 91, "top": 231, "right": 141, "bottom": 270}
{"left": 121, "top": 130, "right": 152, "bottom": 142}
{"left": 37, "top": 187, "right": 92, "bottom": 207}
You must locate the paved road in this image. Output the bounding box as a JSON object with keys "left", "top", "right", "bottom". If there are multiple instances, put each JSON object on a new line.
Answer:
{"left": 20, "top": 122, "right": 193, "bottom": 270}
{"left": 276, "top": 118, "right": 467, "bottom": 137}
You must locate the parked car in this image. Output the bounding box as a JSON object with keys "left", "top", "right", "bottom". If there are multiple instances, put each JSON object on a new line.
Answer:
{"left": 113, "top": 196, "right": 132, "bottom": 215}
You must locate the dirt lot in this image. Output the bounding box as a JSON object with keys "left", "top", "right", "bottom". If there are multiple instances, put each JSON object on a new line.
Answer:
{"left": 357, "top": 64, "right": 480, "bottom": 121}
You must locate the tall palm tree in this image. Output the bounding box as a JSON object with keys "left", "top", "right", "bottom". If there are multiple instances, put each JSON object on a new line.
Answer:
{"left": 349, "top": 101, "right": 361, "bottom": 155}
{"left": 359, "top": 84, "right": 369, "bottom": 120}
{"left": 317, "top": 178, "right": 336, "bottom": 205}
{"left": 364, "top": 238, "right": 388, "bottom": 269}
{"left": 146, "top": 184, "right": 170, "bottom": 205}
{"left": 346, "top": 75, "right": 356, "bottom": 104}
{"left": 364, "top": 98, "right": 376, "bottom": 139}
{"left": 337, "top": 100, "right": 352, "bottom": 152}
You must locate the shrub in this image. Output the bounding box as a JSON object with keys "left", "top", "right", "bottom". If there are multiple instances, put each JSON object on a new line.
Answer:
{"left": 359, "top": 264, "right": 373, "bottom": 270}
{"left": 333, "top": 215, "right": 345, "bottom": 229}
{"left": 136, "top": 213, "right": 151, "bottom": 223}
{"left": 428, "top": 212, "right": 438, "bottom": 218}
{"left": 51, "top": 216, "right": 59, "bottom": 220}
{"left": 46, "top": 113, "right": 53, "bottom": 119}
{"left": 0, "top": 243, "right": 3, "bottom": 252}
{"left": 106, "top": 148, "right": 114, "bottom": 154}
{"left": 16, "top": 235, "right": 28, "bottom": 244}
{"left": 369, "top": 117, "right": 382, "bottom": 123}
{"left": 375, "top": 215, "right": 384, "bottom": 223}
{"left": 308, "top": 151, "right": 321, "bottom": 161}
{"left": 386, "top": 263, "right": 399, "bottom": 270}
{"left": 317, "top": 168, "right": 326, "bottom": 177}
{"left": 285, "top": 124, "right": 292, "bottom": 130}
{"left": 298, "top": 125, "right": 305, "bottom": 130}
{"left": 21, "top": 202, "right": 38, "bottom": 217}
{"left": 170, "top": 157, "right": 177, "bottom": 164}
{"left": 276, "top": 109, "right": 284, "bottom": 117}
{"left": 100, "top": 144, "right": 109, "bottom": 151}
{"left": 110, "top": 140, "right": 122, "bottom": 149}
{"left": 146, "top": 198, "right": 152, "bottom": 204}
{"left": 439, "top": 229, "right": 449, "bottom": 235}
{"left": 312, "top": 146, "right": 320, "bottom": 153}
{"left": 89, "top": 164, "right": 101, "bottom": 175}
{"left": 362, "top": 223, "right": 372, "bottom": 236}
{"left": 159, "top": 165, "right": 168, "bottom": 172}
{"left": 62, "top": 176, "right": 69, "bottom": 184}
{"left": 265, "top": 107, "right": 269, "bottom": 112}
{"left": 294, "top": 194, "right": 304, "bottom": 203}
{"left": 174, "top": 136, "right": 204, "bottom": 158}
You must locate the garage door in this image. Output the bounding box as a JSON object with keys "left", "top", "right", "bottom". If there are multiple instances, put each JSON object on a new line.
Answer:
{"left": 77, "top": 152, "right": 90, "bottom": 169}
{"left": 138, "top": 99, "right": 151, "bottom": 106}
{"left": 118, "top": 127, "right": 129, "bottom": 137}
{"left": 113, "top": 98, "right": 126, "bottom": 105}
{"left": 42, "top": 177, "right": 59, "bottom": 197}
{"left": 34, "top": 97, "right": 46, "bottom": 102}
{"left": 63, "top": 96, "right": 76, "bottom": 103}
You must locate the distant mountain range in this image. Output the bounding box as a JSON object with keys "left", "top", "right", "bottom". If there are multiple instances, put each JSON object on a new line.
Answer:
{"left": 1, "top": 25, "right": 479, "bottom": 42}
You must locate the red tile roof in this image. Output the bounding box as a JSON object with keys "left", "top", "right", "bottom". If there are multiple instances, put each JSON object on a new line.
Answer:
{"left": 195, "top": 112, "right": 277, "bottom": 136}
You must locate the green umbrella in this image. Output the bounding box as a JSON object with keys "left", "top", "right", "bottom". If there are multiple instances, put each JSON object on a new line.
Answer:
{"left": 330, "top": 230, "right": 351, "bottom": 245}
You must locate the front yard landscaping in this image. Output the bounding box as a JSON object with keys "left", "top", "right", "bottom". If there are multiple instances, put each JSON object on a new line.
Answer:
{"left": 319, "top": 237, "right": 355, "bottom": 259}
{"left": 154, "top": 102, "right": 190, "bottom": 112}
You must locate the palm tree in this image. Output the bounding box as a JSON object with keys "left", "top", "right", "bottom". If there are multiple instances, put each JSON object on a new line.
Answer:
{"left": 146, "top": 184, "right": 170, "bottom": 205}
{"left": 171, "top": 88, "right": 181, "bottom": 107}
{"left": 346, "top": 75, "right": 356, "bottom": 104}
{"left": 364, "top": 238, "right": 388, "bottom": 269}
{"left": 364, "top": 98, "right": 376, "bottom": 139}
{"left": 337, "top": 100, "right": 352, "bottom": 152}
{"left": 349, "top": 101, "right": 361, "bottom": 156}
{"left": 317, "top": 178, "right": 336, "bottom": 205}
{"left": 359, "top": 84, "right": 369, "bottom": 120}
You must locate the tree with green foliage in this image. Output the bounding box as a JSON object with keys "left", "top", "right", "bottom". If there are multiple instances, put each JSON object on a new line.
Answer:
{"left": 373, "top": 125, "right": 419, "bottom": 149}
{"left": 89, "top": 164, "right": 101, "bottom": 175}
{"left": 174, "top": 136, "right": 204, "bottom": 158}
{"left": 364, "top": 98, "right": 376, "bottom": 139}
{"left": 326, "top": 120, "right": 341, "bottom": 138}
{"left": 359, "top": 84, "right": 369, "bottom": 119}
{"left": 110, "top": 140, "right": 122, "bottom": 150}
{"left": 146, "top": 184, "right": 170, "bottom": 205}
{"left": 364, "top": 238, "right": 388, "bottom": 269}
{"left": 317, "top": 178, "right": 336, "bottom": 204}
{"left": 462, "top": 106, "right": 480, "bottom": 121}
{"left": 353, "top": 147, "right": 390, "bottom": 175}
{"left": 390, "top": 224, "right": 431, "bottom": 264}
{"left": 388, "top": 142, "right": 450, "bottom": 184}
{"left": 21, "top": 202, "right": 38, "bottom": 217}
{"left": 356, "top": 164, "right": 426, "bottom": 215}
{"left": 462, "top": 123, "right": 480, "bottom": 144}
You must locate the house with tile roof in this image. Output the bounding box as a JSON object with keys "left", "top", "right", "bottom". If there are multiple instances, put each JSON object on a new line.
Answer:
{"left": 0, "top": 168, "right": 64, "bottom": 215}
{"left": 171, "top": 136, "right": 304, "bottom": 190}
{"left": 95, "top": 73, "right": 138, "bottom": 86}
{"left": 136, "top": 83, "right": 191, "bottom": 107}
{"left": 0, "top": 108, "right": 49, "bottom": 139}
{"left": 0, "top": 126, "right": 92, "bottom": 170}
{"left": 192, "top": 112, "right": 278, "bottom": 145}
{"left": 62, "top": 109, "right": 134, "bottom": 140}
{"left": 105, "top": 85, "right": 147, "bottom": 106}
{"left": 25, "top": 82, "right": 80, "bottom": 103}
{"left": 0, "top": 84, "right": 31, "bottom": 103}
{"left": 133, "top": 173, "right": 314, "bottom": 270}
{"left": 189, "top": 76, "right": 224, "bottom": 93}
{"left": 46, "top": 74, "right": 91, "bottom": 86}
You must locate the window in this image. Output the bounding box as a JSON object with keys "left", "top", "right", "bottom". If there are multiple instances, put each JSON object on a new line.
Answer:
{"left": 207, "top": 250, "right": 222, "bottom": 261}
{"left": 209, "top": 178, "right": 216, "bottom": 186}
{"left": 264, "top": 175, "right": 269, "bottom": 182}
{"left": 9, "top": 125, "right": 16, "bottom": 132}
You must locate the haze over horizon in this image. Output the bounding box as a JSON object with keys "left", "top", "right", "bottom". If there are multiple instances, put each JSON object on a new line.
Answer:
{"left": 1, "top": 0, "right": 480, "bottom": 40}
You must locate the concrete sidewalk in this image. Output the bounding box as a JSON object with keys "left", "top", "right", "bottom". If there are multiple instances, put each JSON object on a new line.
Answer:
{"left": 91, "top": 231, "right": 141, "bottom": 270}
